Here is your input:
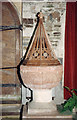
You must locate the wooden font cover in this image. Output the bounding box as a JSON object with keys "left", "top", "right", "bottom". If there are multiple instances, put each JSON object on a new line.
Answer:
{"left": 23, "top": 12, "right": 60, "bottom": 66}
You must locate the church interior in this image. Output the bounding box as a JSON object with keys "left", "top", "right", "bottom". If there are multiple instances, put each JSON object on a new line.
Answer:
{"left": 0, "top": 0, "right": 77, "bottom": 119}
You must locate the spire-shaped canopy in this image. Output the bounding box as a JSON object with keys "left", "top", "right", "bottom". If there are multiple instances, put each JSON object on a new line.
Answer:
{"left": 23, "top": 12, "right": 60, "bottom": 66}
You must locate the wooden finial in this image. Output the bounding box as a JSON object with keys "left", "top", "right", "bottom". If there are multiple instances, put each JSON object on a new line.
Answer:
{"left": 38, "top": 12, "right": 43, "bottom": 19}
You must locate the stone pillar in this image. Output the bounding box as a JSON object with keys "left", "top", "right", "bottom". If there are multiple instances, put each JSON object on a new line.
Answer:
{"left": 33, "top": 89, "right": 52, "bottom": 102}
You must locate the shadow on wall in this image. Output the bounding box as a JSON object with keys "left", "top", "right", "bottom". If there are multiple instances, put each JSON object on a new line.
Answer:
{"left": 16, "top": 14, "right": 41, "bottom": 104}
{"left": 16, "top": 12, "right": 43, "bottom": 103}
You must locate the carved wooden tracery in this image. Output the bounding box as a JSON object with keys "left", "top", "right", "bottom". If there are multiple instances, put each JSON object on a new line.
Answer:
{"left": 23, "top": 12, "right": 60, "bottom": 66}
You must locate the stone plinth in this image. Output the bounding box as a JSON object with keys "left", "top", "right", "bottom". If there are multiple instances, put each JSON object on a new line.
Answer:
{"left": 28, "top": 101, "right": 57, "bottom": 115}
{"left": 28, "top": 89, "right": 57, "bottom": 115}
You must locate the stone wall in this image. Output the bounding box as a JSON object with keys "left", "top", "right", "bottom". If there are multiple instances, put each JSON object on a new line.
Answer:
{"left": 11, "top": 0, "right": 22, "bottom": 22}
{"left": 23, "top": 2, "right": 66, "bottom": 61}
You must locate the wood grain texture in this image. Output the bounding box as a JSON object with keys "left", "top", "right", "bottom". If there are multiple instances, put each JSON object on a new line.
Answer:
{"left": 23, "top": 12, "right": 60, "bottom": 66}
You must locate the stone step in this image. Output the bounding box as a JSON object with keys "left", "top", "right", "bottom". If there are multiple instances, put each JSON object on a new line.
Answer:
{"left": 0, "top": 100, "right": 21, "bottom": 104}
{"left": 0, "top": 104, "right": 21, "bottom": 117}
{"left": 1, "top": 104, "right": 21, "bottom": 112}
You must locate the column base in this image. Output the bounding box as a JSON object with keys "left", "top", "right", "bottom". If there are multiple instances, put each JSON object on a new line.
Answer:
{"left": 28, "top": 101, "right": 58, "bottom": 115}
